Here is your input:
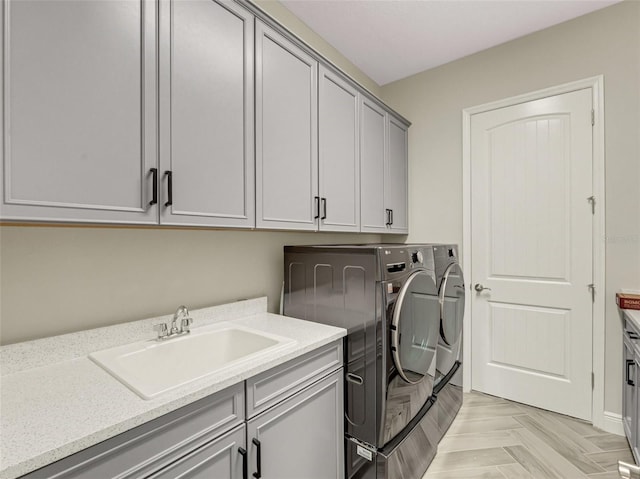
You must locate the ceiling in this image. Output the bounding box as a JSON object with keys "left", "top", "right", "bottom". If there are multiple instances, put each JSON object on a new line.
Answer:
{"left": 280, "top": 0, "right": 622, "bottom": 86}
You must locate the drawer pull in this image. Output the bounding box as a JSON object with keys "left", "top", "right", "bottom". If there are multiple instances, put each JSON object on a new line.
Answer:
{"left": 627, "top": 359, "right": 635, "bottom": 386}
{"left": 239, "top": 447, "right": 248, "bottom": 479}
{"left": 252, "top": 438, "right": 262, "bottom": 479}
{"left": 346, "top": 373, "right": 363, "bottom": 385}
{"left": 164, "top": 170, "right": 173, "bottom": 207}
{"left": 149, "top": 168, "right": 158, "bottom": 206}
{"left": 314, "top": 196, "right": 320, "bottom": 220}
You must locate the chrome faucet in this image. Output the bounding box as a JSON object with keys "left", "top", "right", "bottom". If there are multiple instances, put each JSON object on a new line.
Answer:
{"left": 171, "top": 305, "right": 190, "bottom": 334}
{"left": 153, "top": 305, "right": 193, "bottom": 340}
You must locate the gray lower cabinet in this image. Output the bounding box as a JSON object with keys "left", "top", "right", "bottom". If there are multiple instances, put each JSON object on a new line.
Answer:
{"left": 147, "top": 424, "right": 246, "bottom": 479}
{"left": 318, "top": 66, "right": 360, "bottom": 232}
{"left": 623, "top": 318, "right": 640, "bottom": 463}
{"left": 21, "top": 383, "right": 245, "bottom": 479}
{"left": 247, "top": 369, "right": 344, "bottom": 479}
{"left": 21, "top": 341, "right": 344, "bottom": 479}
{"left": 255, "top": 20, "right": 319, "bottom": 231}
{"left": 1, "top": 0, "right": 158, "bottom": 224}
{"left": 158, "top": 0, "right": 255, "bottom": 228}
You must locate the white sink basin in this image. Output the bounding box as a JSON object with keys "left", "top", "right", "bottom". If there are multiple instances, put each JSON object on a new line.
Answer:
{"left": 89, "top": 323, "right": 296, "bottom": 399}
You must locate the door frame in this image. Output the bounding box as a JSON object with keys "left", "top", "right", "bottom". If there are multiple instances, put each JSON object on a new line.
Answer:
{"left": 461, "top": 76, "right": 609, "bottom": 431}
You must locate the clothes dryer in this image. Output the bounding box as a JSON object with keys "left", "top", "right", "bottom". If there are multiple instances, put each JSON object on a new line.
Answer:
{"left": 284, "top": 244, "right": 441, "bottom": 479}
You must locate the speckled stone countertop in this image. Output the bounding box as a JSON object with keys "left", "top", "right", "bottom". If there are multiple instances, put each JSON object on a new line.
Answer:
{"left": 0, "top": 297, "right": 346, "bottom": 479}
{"left": 625, "top": 308, "right": 640, "bottom": 332}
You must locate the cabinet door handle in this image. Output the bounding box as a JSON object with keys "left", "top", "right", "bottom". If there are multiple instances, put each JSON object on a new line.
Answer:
{"left": 238, "top": 447, "right": 248, "bottom": 479}
{"left": 314, "top": 196, "right": 320, "bottom": 219}
{"left": 385, "top": 209, "right": 391, "bottom": 226}
{"left": 164, "top": 171, "right": 173, "bottom": 207}
{"left": 252, "top": 438, "right": 262, "bottom": 479}
{"left": 627, "top": 360, "right": 635, "bottom": 386}
{"left": 149, "top": 168, "right": 158, "bottom": 206}
{"left": 346, "top": 372, "right": 363, "bottom": 385}
{"left": 389, "top": 209, "right": 393, "bottom": 226}
{"left": 321, "top": 198, "right": 327, "bottom": 220}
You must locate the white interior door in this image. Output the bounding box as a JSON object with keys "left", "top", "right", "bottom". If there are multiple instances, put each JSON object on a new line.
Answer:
{"left": 470, "top": 88, "right": 594, "bottom": 420}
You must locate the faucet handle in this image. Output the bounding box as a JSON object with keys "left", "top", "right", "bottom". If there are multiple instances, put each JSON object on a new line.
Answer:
{"left": 153, "top": 323, "right": 169, "bottom": 339}
{"left": 180, "top": 317, "right": 193, "bottom": 333}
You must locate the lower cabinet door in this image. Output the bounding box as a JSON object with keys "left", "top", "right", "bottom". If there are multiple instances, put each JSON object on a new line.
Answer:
{"left": 247, "top": 369, "right": 344, "bottom": 479}
{"left": 148, "top": 424, "right": 246, "bottom": 479}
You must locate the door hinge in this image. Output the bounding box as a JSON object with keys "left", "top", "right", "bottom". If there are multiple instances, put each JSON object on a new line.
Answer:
{"left": 587, "top": 196, "right": 596, "bottom": 214}
{"left": 588, "top": 283, "right": 596, "bottom": 302}
{"left": 592, "top": 372, "right": 595, "bottom": 389}
{"left": 591, "top": 109, "right": 595, "bottom": 126}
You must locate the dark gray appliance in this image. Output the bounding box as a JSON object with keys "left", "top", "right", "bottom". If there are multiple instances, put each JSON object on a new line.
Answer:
{"left": 430, "top": 244, "right": 465, "bottom": 439}
{"left": 284, "top": 244, "right": 441, "bottom": 479}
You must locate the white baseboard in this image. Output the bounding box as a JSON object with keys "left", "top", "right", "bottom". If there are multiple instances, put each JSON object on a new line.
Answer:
{"left": 599, "top": 411, "right": 625, "bottom": 436}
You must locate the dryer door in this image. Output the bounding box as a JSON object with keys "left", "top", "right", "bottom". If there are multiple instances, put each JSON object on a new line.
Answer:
{"left": 440, "top": 262, "right": 465, "bottom": 353}
{"left": 390, "top": 269, "right": 440, "bottom": 384}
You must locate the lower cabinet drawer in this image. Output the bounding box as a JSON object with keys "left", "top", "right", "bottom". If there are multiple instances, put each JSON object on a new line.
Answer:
{"left": 147, "top": 424, "right": 246, "bottom": 479}
{"left": 246, "top": 340, "right": 343, "bottom": 418}
{"left": 22, "top": 383, "right": 244, "bottom": 479}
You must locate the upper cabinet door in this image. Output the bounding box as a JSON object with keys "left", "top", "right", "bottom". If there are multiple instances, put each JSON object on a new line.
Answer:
{"left": 255, "top": 21, "right": 318, "bottom": 231}
{"left": 159, "top": 0, "right": 254, "bottom": 227}
{"left": 318, "top": 67, "right": 359, "bottom": 232}
{"left": 386, "top": 116, "right": 409, "bottom": 233}
{"left": 1, "top": 0, "right": 158, "bottom": 224}
{"left": 360, "top": 97, "right": 387, "bottom": 233}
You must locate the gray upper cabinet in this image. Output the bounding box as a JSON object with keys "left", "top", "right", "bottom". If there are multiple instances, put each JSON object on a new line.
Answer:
{"left": 318, "top": 66, "right": 360, "bottom": 231}
{"left": 255, "top": 20, "right": 318, "bottom": 230}
{"left": 1, "top": 0, "right": 158, "bottom": 224}
{"left": 360, "top": 97, "right": 388, "bottom": 233}
{"left": 386, "top": 115, "right": 409, "bottom": 233}
{"left": 360, "top": 99, "right": 409, "bottom": 234}
{"left": 318, "top": 67, "right": 360, "bottom": 232}
{"left": 159, "top": 0, "right": 254, "bottom": 227}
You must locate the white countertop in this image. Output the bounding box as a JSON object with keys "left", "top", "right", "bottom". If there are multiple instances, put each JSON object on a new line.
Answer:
{"left": 0, "top": 298, "right": 346, "bottom": 479}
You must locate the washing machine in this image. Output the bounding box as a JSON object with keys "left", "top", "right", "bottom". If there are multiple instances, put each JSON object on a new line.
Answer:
{"left": 430, "top": 244, "right": 465, "bottom": 439}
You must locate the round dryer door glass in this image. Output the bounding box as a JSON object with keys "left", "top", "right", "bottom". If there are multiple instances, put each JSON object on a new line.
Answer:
{"left": 391, "top": 270, "right": 440, "bottom": 384}
{"left": 440, "top": 263, "right": 465, "bottom": 348}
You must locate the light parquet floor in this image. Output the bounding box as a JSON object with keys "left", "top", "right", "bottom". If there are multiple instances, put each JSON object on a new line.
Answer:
{"left": 423, "top": 391, "right": 633, "bottom": 479}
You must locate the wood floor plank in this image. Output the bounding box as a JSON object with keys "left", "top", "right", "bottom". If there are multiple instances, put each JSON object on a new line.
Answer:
{"left": 456, "top": 403, "right": 525, "bottom": 421}
{"left": 504, "top": 445, "right": 561, "bottom": 478}
{"left": 585, "top": 449, "right": 635, "bottom": 472}
{"left": 585, "top": 434, "right": 632, "bottom": 452}
{"left": 514, "top": 414, "right": 605, "bottom": 474}
{"left": 446, "top": 416, "right": 524, "bottom": 435}
{"left": 438, "top": 430, "right": 521, "bottom": 453}
{"left": 426, "top": 447, "right": 516, "bottom": 473}
{"left": 521, "top": 408, "right": 602, "bottom": 453}
{"left": 422, "top": 465, "right": 506, "bottom": 479}
{"left": 463, "top": 391, "right": 509, "bottom": 408}
{"left": 497, "top": 463, "right": 534, "bottom": 478}
{"left": 510, "top": 428, "right": 591, "bottom": 478}
{"left": 586, "top": 472, "right": 626, "bottom": 479}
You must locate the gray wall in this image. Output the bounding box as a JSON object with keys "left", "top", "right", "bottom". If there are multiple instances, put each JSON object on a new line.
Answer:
{"left": 380, "top": 0, "right": 640, "bottom": 416}
{"left": 0, "top": 0, "right": 387, "bottom": 345}
{"left": 0, "top": 227, "right": 383, "bottom": 343}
